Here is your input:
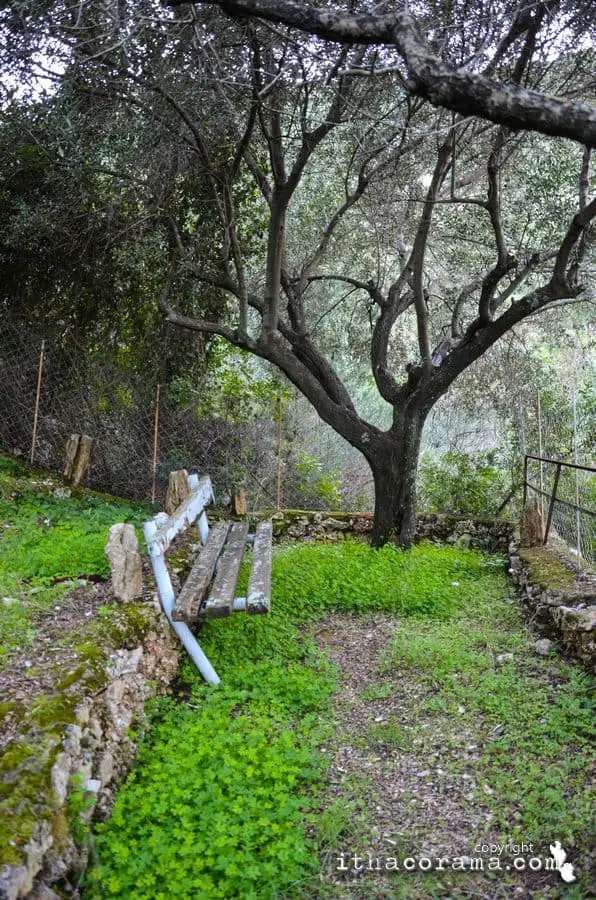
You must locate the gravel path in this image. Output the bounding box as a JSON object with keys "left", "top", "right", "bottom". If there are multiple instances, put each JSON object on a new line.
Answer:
{"left": 312, "top": 612, "right": 585, "bottom": 899}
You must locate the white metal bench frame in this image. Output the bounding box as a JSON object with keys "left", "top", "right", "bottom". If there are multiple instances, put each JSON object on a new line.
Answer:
{"left": 143, "top": 473, "right": 271, "bottom": 685}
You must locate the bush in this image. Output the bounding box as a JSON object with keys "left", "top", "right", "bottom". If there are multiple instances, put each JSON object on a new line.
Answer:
{"left": 293, "top": 451, "right": 342, "bottom": 510}
{"left": 418, "top": 449, "right": 511, "bottom": 517}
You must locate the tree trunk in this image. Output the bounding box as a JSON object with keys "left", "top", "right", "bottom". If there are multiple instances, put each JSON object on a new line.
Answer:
{"left": 369, "top": 406, "right": 425, "bottom": 547}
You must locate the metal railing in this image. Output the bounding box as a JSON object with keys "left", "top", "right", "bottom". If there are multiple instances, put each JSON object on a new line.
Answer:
{"left": 523, "top": 454, "right": 596, "bottom": 564}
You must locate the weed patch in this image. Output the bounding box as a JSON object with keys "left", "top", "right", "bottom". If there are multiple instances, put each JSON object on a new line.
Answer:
{"left": 88, "top": 540, "right": 510, "bottom": 898}
{"left": 382, "top": 593, "right": 595, "bottom": 854}
{"left": 0, "top": 457, "right": 148, "bottom": 662}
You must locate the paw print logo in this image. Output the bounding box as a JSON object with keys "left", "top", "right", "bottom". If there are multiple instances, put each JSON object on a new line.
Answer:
{"left": 549, "top": 841, "right": 576, "bottom": 883}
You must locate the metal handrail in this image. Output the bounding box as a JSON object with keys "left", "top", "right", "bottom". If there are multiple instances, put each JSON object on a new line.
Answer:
{"left": 524, "top": 453, "right": 596, "bottom": 475}
{"left": 524, "top": 482, "right": 596, "bottom": 519}
{"left": 523, "top": 454, "right": 596, "bottom": 547}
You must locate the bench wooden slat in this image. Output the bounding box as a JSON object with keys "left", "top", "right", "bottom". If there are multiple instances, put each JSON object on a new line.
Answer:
{"left": 172, "top": 522, "right": 230, "bottom": 622}
{"left": 247, "top": 521, "right": 272, "bottom": 615}
{"left": 201, "top": 521, "right": 250, "bottom": 619}
{"left": 148, "top": 476, "right": 213, "bottom": 556}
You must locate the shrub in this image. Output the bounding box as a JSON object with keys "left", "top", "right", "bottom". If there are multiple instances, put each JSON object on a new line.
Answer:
{"left": 418, "top": 449, "right": 511, "bottom": 517}
{"left": 294, "top": 451, "right": 342, "bottom": 510}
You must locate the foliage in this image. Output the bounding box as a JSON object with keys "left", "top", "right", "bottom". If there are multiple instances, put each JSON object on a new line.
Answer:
{"left": 294, "top": 451, "right": 343, "bottom": 510}
{"left": 89, "top": 539, "right": 508, "bottom": 897}
{"left": 270, "top": 540, "right": 500, "bottom": 621}
{"left": 418, "top": 449, "right": 512, "bottom": 517}
{"left": 67, "top": 774, "right": 97, "bottom": 848}
{"left": 171, "top": 338, "right": 286, "bottom": 426}
{"left": 89, "top": 536, "right": 594, "bottom": 894}
{"left": 0, "top": 456, "right": 147, "bottom": 662}
{"left": 383, "top": 593, "right": 595, "bottom": 848}
{"left": 89, "top": 699, "right": 325, "bottom": 899}
{"left": 1, "top": 2, "right": 594, "bottom": 544}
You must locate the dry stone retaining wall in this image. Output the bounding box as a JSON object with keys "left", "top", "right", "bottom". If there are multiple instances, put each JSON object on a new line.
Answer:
{"left": 0, "top": 599, "right": 180, "bottom": 900}
{"left": 267, "top": 509, "right": 513, "bottom": 552}
{"left": 508, "top": 534, "right": 596, "bottom": 669}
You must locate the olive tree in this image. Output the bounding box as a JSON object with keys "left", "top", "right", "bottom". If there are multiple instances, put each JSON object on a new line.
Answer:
{"left": 5, "top": 0, "right": 595, "bottom": 544}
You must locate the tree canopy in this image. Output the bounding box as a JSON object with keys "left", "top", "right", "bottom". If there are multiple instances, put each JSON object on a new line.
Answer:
{"left": 0, "top": 0, "right": 594, "bottom": 542}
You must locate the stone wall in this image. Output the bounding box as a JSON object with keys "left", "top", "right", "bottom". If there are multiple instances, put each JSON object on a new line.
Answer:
{"left": 1, "top": 598, "right": 180, "bottom": 900}
{"left": 508, "top": 533, "right": 595, "bottom": 669}
{"left": 7, "top": 508, "right": 591, "bottom": 899}
{"left": 266, "top": 509, "right": 513, "bottom": 552}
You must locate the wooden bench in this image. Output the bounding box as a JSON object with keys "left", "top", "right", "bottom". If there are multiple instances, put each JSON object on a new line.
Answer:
{"left": 144, "top": 473, "right": 272, "bottom": 625}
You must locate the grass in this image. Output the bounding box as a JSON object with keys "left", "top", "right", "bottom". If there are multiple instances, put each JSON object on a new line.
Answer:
{"left": 375, "top": 590, "right": 595, "bottom": 890}
{"left": 0, "top": 455, "right": 592, "bottom": 896}
{"left": 88, "top": 538, "right": 594, "bottom": 899}
{"left": 365, "top": 719, "right": 412, "bottom": 752}
{"left": 0, "top": 455, "right": 149, "bottom": 663}
{"left": 0, "top": 455, "right": 161, "bottom": 865}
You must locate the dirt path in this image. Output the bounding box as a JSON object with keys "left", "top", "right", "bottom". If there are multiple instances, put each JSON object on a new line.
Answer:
{"left": 312, "top": 612, "right": 592, "bottom": 899}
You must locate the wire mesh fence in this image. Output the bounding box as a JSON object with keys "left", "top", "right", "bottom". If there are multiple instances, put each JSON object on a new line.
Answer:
{"left": 0, "top": 323, "right": 594, "bottom": 544}
{"left": 0, "top": 325, "right": 280, "bottom": 507}
{"left": 524, "top": 455, "right": 596, "bottom": 565}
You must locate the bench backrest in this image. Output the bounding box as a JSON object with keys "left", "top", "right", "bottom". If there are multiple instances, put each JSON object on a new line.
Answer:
{"left": 145, "top": 474, "right": 214, "bottom": 560}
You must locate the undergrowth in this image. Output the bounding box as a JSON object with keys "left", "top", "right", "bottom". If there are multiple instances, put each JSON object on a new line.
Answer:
{"left": 383, "top": 591, "right": 595, "bottom": 857}
{"left": 88, "top": 540, "right": 510, "bottom": 899}
{"left": 0, "top": 455, "right": 147, "bottom": 661}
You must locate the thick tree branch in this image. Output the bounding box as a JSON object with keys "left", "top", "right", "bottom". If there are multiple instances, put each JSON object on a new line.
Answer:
{"left": 478, "top": 129, "right": 517, "bottom": 324}
{"left": 410, "top": 141, "right": 452, "bottom": 366}
{"left": 158, "top": 269, "right": 238, "bottom": 341}
{"left": 493, "top": 250, "right": 558, "bottom": 311}
{"left": 307, "top": 274, "right": 386, "bottom": 307}
{"left": 552, "top": 196, "right": 596, "bottom": 286}
{"left": 168, "top": 0, "right": 596, "bottom": 147}
{"left": 426, "top": 195, "right": 596, "bottom": 400}
{"left": 255, "top": 332, "right": 379, "bottom": 449}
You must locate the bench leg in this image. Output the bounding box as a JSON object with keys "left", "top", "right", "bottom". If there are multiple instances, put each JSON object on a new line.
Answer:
{"left": 198, "top": 510, "right": 209, "bottom": 544}
{"left": 143, "top": 519, "right": 220, "bottom": 685}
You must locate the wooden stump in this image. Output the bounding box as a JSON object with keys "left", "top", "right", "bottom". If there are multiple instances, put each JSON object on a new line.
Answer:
{"left": 64, "top": 434, "right": 93, "bottom": 487}
{"left": 520, "top": 497, "right": 544, "bottom": 546}
{"left": 231, "top": 485, "right": 247, "bottom": 516}
{"left": 166, "top": 469, "right": 191, "bottom": 515}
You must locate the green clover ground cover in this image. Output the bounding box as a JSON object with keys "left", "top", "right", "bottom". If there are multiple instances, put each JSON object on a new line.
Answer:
{"left": 89, "top": 541, "right": 594, "bottom": 898}
{"left": 0, "top": 459, "right": 591, "bottom": 898}
{"left": 381, "top": 594, "right": 595, "bottom": 856}
{"left": 88, "top": 542, "right": 515, "bottom": 899}
{"left": 0, "top": 455, "right": 148, "bottom": 662}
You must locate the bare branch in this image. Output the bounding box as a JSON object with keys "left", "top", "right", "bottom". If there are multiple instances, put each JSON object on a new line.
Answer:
{"left": 167, "top": 0, "right": 596, "bottom": 147}
{"left": 307, "top": 274, "right": 386, "bottom": 307}
{"left": 478, "top": 129, "right": 517, "bottom": 324}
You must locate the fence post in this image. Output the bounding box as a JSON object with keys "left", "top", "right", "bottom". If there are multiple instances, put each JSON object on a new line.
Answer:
{"left": 275, "top": 395, "right": 283, "bottom": 510}
{"left": 522, "top": 455, "right": 528, "bottom": 506}
{"left": 537, "top": 392, "right": 544, "bottom": 521}
{"left": 543, "top": 462, "right": 562, "bottom": 545}
{"left": 152, "top": 384, "right": 161, "bottom": 504}
{"left": 30, "top": 339, "right": 45, "bottom": 464}
{"left": 573, "top": 392, "right": 581, "bottom": 558}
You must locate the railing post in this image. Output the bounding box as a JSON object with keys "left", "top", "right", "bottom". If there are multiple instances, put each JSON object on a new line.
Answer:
{"left": 522, "top": 455, "right": 528, "bottom": 507}
{"left": 543, "top": 462, "right": 562, "bottom": 545}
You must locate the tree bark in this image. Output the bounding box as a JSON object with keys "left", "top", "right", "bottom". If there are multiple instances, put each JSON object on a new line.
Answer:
{"left": 368, "top": 406, "right": 425, "bottom": 547}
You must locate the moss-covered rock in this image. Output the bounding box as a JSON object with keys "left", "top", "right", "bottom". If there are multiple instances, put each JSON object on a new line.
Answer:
{"left": 0, "top": 598, "right": 175, "bottom": 893}
{"left": 517, "top": 546, "right": 577, "bottom": 590}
